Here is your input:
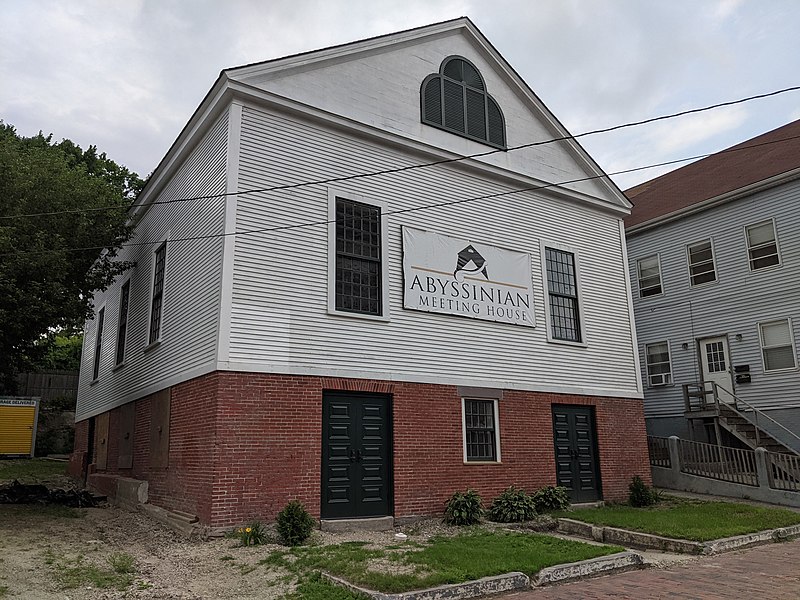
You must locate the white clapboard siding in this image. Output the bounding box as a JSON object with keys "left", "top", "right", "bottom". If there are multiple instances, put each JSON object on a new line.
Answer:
{"left": 228, "top": 103, "right": 640, "bottom": 397}
{"left": 75, "top": 112, "right": 229, "bottom": 421}
{"left": 231, "top": 25, "right": 613, "bottom": 203}
{"left": 628, "top": 180, "right": 800, "bottom": 418}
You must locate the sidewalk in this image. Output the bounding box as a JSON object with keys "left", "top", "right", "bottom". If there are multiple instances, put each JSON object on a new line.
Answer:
{"left": 503, "top": 537, "right": 800, "bottom": 599}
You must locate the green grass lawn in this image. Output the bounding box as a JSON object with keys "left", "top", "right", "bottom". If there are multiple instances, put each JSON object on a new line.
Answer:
{"left": 0, "top": 458, "right": 67, "bottom": 483}
{"left": 263, "top": 529, "right": 623, "bottom": 594}
{"left": 563, "top": 498, "right": 800, "bottom": 541}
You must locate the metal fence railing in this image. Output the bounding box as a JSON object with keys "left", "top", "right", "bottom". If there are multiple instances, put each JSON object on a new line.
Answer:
{"left": 678, "top": 438, "right": 758, "bottom": 486}
{"left": 768, "top": 451, "right": 800, "bottom": 492}
{"left": 647, "top": 435, "right": 671, "bottom": 468}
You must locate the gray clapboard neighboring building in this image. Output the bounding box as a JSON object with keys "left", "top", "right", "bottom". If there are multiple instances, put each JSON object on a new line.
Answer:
{"left": 626, "top": 119, "right": 800, "bottom": 453}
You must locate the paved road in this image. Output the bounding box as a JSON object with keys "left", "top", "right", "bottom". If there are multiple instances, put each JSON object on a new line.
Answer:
{"left": 503, "top": 538, "right": 800, "bottom": 599}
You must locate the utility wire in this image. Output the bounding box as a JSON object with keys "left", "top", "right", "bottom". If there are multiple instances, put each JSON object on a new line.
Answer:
{"left": 4, "top": 130, "right": 799, "bottom": 258}
{"left": 2, "top": 85, "right": 799, "bottom": 221}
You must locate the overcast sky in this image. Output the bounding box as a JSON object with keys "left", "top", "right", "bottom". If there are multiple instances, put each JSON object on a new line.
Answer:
{"left": 2, "top": 0, "right": 799, "bottom": 190}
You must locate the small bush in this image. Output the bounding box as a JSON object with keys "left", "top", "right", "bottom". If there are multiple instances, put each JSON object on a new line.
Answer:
{"left": 234, "top": 521, "right": 268, "bottom": 546}
{"left": 443, "top": 489, "right": 483, "bottom": 525}
{"left": 276, "top": 501, "right": 316, "bottom": 546}
{"left": 107, "top": 552, "right": 135, "bottom": 574}
{"left": 488, "top": 486, "right": 537, "bottom": 523}
{"left": 532, "top": 486, "right": 571, "bottom": 513}
{"left": 628, "top": 475, "right": 658, "bottom": 507}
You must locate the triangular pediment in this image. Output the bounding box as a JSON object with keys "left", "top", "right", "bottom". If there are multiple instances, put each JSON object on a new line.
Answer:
{"left": 224, "top": 18, "right": 629, "bottom": 211}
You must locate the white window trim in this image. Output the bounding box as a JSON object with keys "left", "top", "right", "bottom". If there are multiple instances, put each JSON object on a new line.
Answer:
{"left": 744, "top": 218, "right": 782, "bottom": 273}
{"left": 113, "top": 278, "right": 132, "bottom": 370}
{"left": 636, "top": 253, "right": 664, "bottom": 299}
{"left": 644, "top": 340, "right": 674, "bottom": 387}
{"left": 461, "top": 397, "right": 501, "bottom": 464}
{"left": 326, "top": 188, "right": 390, "bottom": 322}
{"left": 145, "top": 234, "right": 170, "bottom": 351}
{"left": 540, "top": 241, "right": 588, "bottom": 347}
{"left": 758, "top": 318, "right": 798, "bottom": 374}
{"left": 686, "top": 238, "right": 719, "bottom": 288}
{"left": 91, "top": 302, "right": 106, "bottom": 383}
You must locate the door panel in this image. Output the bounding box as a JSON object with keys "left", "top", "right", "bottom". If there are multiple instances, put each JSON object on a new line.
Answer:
{"left": 699, "top": 336, "right": 735, "bottom": 403}
{"left": 322, "top": 393, "right": 391, "bottom": 519}
{"left": 552, "top": 405, "right": 601, "bottom": 503}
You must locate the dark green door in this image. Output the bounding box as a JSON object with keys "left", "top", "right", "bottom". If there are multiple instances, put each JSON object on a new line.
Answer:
{"left": 552, "top": 405, "right": 602, "bottom": 503}
{"left": 321, "top": 392, "right": 392, "bottom": 519}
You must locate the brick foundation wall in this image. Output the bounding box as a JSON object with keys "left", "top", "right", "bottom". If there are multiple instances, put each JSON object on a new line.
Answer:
{"left": 74, "top": 371, "right": 650, "bottom": 528}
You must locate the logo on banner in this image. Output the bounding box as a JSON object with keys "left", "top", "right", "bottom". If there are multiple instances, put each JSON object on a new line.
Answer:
{"left": 454, "top": 245, "right": 488, "bottom": 281}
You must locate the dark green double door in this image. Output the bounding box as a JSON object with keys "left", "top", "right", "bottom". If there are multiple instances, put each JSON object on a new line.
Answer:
{"left": 552, "top": 405, "right": 602, "bottom": 503}
{"left": 321, "top": 392, "right": 392, "bottom": 519}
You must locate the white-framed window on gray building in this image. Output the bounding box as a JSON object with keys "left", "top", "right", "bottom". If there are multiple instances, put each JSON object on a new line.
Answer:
{"left": 115, "top": 280, "right": 130, "bottom": 366}
{"left": 745, "top": 219, "right": 780, "bottom": 271}
{"left": 148, "top": 241, "right": 167, "bottom": 345}
{"left": 327, "top": 190, "right": 390, "bottom": 320}
{"left": 645, "top": 341, "right": 672, "bottom": 386}
{"left": 759, "top": 319, "right": 797, "bottom": 372}
{"left": 637, "top": 255, "right": 663, "bottom": 297}
{"left": 687, "top": 239, "right": 717, "bottom": 286}
{"left": 544, "top": 246, "right": 582, "bottom": 343}
{"left": 462, "top": 398, "right": 500, "bottom": 463}
{"left": 92, "top": 307, "right": 105, "bottom": 381}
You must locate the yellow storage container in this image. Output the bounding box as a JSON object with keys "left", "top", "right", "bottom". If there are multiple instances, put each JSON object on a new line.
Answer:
{"left": 0, "top": 397, "right": 40, "bottom": 457}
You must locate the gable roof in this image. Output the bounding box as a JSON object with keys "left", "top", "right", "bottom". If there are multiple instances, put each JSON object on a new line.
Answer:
{"left": 222, "top": 16, "right": 630, "bottom": 212}
{"left": 625, "top": 118, "right": 800, "bottom": 230}
{"left": 133, "top": 17, "right": 630, "bottom": 218}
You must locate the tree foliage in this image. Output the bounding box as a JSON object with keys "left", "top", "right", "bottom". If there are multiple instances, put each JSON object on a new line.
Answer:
{"left": 0, "top": 122, "right": 143, "bottom": 391}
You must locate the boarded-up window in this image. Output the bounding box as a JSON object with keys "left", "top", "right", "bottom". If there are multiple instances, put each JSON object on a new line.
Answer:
{"left": 117, "top": 402, "right": 135, "bottom": 469}
{"left": 149, "top": 389, "right": 170, "bottom": 468}
{"left": 95, "top": 412, "right": 109, "bottom": 471}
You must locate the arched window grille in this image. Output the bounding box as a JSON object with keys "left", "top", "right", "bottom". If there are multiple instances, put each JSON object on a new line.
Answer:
{"left": 421, "top": 56, "right": 506, "bottom": 149}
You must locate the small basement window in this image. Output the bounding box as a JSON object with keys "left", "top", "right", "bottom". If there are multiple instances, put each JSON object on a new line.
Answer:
{"left": 462, "top": 398, "right": 499, "bottom": 462}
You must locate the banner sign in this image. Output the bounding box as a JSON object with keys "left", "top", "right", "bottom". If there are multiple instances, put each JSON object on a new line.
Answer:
{"left": 402, "top": 227, "right": 535, "bottom": 327}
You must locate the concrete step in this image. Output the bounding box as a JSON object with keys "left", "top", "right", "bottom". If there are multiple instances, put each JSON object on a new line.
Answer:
{"left": 320, "top": 516, "right": 394, "bottom": 532}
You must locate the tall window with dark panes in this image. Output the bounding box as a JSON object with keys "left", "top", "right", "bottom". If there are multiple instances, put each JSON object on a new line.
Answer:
{"left": 335, "top": 198, "right": 382, "bottom": 316}
{"left": 545, "top": 247, "right": 582, "bottom": 342}
{"left": 115, "top": 280, "right": 130, "bottom": 365}
{"left": 92, "top": 308, "right": 105, "bottom": 381}
{"left": 149, "top": 242, "right": 167, "bottom": 344}
{"left": 464, "top": 399, "right": 497, "bottom": 461}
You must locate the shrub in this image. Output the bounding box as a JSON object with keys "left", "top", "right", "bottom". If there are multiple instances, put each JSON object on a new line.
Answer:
{"left": 443, "top": 489, "right": 484, "bottom": 525}
{"left": 276, "top": 501, "right": 316, "bottom": 546}
{"left": 488, "top": 486, "right": 537, "bottom": 522}
{"left": 628, "top": 475, "right": 658, "bottom": 507}
{"left": 234, "top": 521, "right": 268, "bottom": 546}
{"left": 532, "top": 486, "right": 571, "bottom": 513}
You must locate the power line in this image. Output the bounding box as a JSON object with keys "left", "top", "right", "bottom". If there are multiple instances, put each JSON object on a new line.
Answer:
{"left": 4, "top": 130, "right": 798, "bottom": 258}
{"left": 2, "top": 85, "right": 799, "bottom": 221}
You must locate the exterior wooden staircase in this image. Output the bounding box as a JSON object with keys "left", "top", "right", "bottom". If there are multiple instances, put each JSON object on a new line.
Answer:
{"left": 683, "top": 382, "right": 800, "bottom": 457}
{"left": 717, "top": 403, "right": 797, "bottom": 455}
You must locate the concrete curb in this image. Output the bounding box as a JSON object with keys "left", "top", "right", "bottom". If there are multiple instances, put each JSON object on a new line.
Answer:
{"left": 534, "top": 551, "right": 644, "bottom": 586}
{"left": 321, "top": 550, "right": 647, "bottom": 598}
{"left": 321, "top": 571, "right": 530, "bottom": 600}
{"left": 701, "top": 523, "right": 800, "bottom": 555}
{"left": 558, "top": 518, "right": 800, "bottom": 555}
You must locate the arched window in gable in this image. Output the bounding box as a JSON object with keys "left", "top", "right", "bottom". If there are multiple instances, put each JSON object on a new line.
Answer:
{"left": 421, "top": 56, "right": 506, "bottom": 149}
